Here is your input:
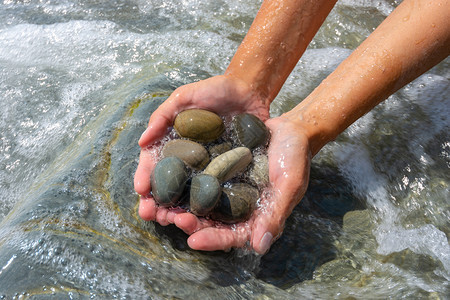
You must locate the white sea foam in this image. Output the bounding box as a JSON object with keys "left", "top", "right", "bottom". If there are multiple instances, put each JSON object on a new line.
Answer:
{"left": 333, "top": 130, "right": 450, "bottom": 280}
{"left": 339, "top": 0, "right": 397, "bottom": 16}
{"left": 0, "top": 14, "right": 241, "bottom": 221}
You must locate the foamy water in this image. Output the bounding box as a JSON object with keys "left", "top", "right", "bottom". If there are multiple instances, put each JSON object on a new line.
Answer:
{"left": 0, "top": 0, "right": 448, "bottom": 298}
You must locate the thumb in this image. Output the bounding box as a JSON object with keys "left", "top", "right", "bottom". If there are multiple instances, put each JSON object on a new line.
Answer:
{"left": 250, "top": 196, "right": 286, "bottom": 255}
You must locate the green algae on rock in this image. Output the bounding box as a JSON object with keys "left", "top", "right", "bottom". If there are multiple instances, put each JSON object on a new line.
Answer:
{"left": 162, "top": 139, "right": 210, "bottom": 170}
{"left": 174, "top": 109, "right": 224, "bottom": 143}
{"left": 203, "top": 147, "right": 252, "bottom": 183}
{"left": 212, "top": 183, "right": 259, "bottom": 224}
{"left": 189, "top": 174, "right": 221, "bottom": 216}
{"left": 151, "top": 156, "right": 189, "bottom": 207}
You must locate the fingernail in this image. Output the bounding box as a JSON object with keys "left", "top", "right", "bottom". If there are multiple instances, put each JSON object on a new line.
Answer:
{"left": 139, "top": 127, "right": 150, "bottom": 143}
{"left": 258, "top": 232, "right": 273, "bottom": 254}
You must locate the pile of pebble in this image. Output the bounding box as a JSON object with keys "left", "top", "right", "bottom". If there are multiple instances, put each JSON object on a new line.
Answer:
{"left": 150, "top": 109, "right": 270, "bottom": 223}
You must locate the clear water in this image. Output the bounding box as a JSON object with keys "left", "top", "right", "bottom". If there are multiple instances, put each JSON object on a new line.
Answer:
{"left": 0, "top": 0, "right": 449, "bottom": 298}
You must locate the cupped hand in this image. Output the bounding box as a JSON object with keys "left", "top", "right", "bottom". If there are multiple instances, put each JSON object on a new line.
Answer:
{"left": 134, "top": 74, "right": 269, "bottom": 224}
{"left": 134, "top": 74, "right": 311, "bottom": 254}
{"left": 183, "top": 116, "right": 311, "bottom": 254}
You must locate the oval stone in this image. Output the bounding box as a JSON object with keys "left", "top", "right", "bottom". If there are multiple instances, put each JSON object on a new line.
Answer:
{"left": 151, "top": 157, "right": 188, "bottom": 207}
{"left": 174, "top": 109, "right": 224, "bottom": 143}
{"left": 189, "top": 174, "right": 221, "bottom": 216}
{"left": 232, "top": 113, "right": 269, "bottom": 149}
{"left": 203, "top": 147, "right": 252, "bottom": 183}
{"left": 162, "top": 139, "right": 209, "bottom": 170}
{"left": 212, "top": 183, "right": 259, "bottom": 223}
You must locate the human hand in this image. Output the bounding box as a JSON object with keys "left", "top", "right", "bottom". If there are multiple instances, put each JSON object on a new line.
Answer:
{"left": 134, "top": 74, "right": 269, "bottom": 226}
{"left": 175, "top": 115, "right": 311, "bottom": 254}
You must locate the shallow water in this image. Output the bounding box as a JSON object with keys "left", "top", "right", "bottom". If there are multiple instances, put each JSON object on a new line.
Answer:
{"left": 0, "top": 0, "right": 449, "bottom": 298}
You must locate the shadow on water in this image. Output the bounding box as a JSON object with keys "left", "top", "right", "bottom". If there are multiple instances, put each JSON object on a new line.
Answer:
{"left": 256, "top": 163, "right": 366, "bottom": 289}
{"left": 154, "top": 161, "right": 366, "bottom": 290}
{"left": 154, "top": 224, "right": 258, "bottom": 288}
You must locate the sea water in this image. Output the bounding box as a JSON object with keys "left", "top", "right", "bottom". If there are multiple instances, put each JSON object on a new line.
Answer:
{"left": 0, "top": 0, "right": 448, "bottom": 298}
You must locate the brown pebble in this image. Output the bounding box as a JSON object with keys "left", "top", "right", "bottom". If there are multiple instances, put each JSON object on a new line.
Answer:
{"left": 174, "top": 109, "right": 224, "bottom": 143}
{"left": 162, "top": 139, "right": 209, "bottom": 170}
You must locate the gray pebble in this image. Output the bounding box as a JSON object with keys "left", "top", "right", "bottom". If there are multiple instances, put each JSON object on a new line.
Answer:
{"left": 151, "top": 157, "right": 188, "bottom": 207}
{"left": 232, "top": 113, "right": 269, "bottom": 149}
{"left": 189, "top": 174, "right": 221, "bottom": 216}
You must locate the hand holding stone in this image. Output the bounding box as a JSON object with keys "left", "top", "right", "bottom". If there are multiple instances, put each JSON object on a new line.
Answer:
{"left": 151, "top": 109, "right": 268, "bottom": 223}
{"left": 185, "top": 116, "right": 312, "bottom": 254}
{"left": 134, "top": 75, "right": 269, "bottom": 227}
{"left": 134, "top": 75, "right": 313, "bottom": 254}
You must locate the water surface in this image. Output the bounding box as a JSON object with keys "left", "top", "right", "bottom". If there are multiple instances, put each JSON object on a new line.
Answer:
{"left": 0, "top": 0, "right": 448, "bottom": 298}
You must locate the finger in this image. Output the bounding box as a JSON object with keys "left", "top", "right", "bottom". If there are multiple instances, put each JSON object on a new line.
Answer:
{"left": 156, "top": 207, "right": 170, "bottom": 226}
{"left": 174, "top": 213, "right": 214, "bottom": 235}
{"left": 138, "top": 115, "right": 172, "bottom": 147}
{"left": 187, "top": 225, "right": 251, "bottom": 252}
{"left": 134, "top": 147, "right": 159, "bottom": 196}
{"left": 139, "top": 87, "right": 194, "bottom": 147}
{"left": 138, "top": 196, "right": 157, "bottom": 221}
{"left": 166, "top": 210, "right": 177, "bottom": 224}
{"left": 251, "top": 164, "right": 309, "bottom": 254}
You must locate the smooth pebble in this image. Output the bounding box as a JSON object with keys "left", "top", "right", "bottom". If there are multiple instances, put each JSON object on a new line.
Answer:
{"left": 162, "top": 139, "right": 209, "bottom": 170}
{"left": 203, "top": 147, "right": 252, "bottom": 183}
{"left": 151, "top": 157, "right": 188, "bottom": 207}
{"left": 174, "top": 109, "right": 224, "bottom": 143}
{"left": 232, "top": 113, "right": 269, "bottom": 149}
{"left": 189, "top": 174, "right": 221, "bottom": 216}
{"left": 212, "top": 183, "right": 259, "bottom": 223}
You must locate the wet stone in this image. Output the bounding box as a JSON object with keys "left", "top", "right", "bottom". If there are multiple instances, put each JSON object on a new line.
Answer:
{"left": 162, "top": 139, "right": 209, "bottom": 170}
{"left": 151, "top": 157, "right": 188, "bottom": 207}
{"left": 174, "top": 109, "right": 224, "bottom": 143}
{"left": 189, "top": 174, "right": 221, "bottom": 216}
{"left": 232, "top": 113, "right": 269, "bottom": 149}
{"left": 248, "top": 154, "right": 269, "bottom": 187}
{"left": 203, "top": 147, "right": 252, "bottom": 183}
{"left": 212, "top": 183, "right": 259, "bottom": 223}
{"left": 208, "top": 142, "right": 232, "bottom": 158}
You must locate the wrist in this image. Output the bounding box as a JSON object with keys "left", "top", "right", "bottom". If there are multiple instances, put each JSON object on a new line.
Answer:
{"left": 220, "top": 73, "right": 272, "bottom": 113}
{"left": 282, "top": 103, "right": 338, "bottom": 157}
{"left": 223, "top": 70, "right": 273, "bottom": 108}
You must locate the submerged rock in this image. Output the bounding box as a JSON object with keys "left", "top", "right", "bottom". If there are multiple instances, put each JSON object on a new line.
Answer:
{"left": 189, "top": 174, "right": 221, "bottom": 216}
{"left": 162, "top": 139, "right": 209, "bottom": 170}
{"left": 212, "top": 183, "right": 259, "bottom": 223}
{"left": 232, "top": 113, "right": 269, "bottom": 149}
{"left": 151, "top": 156, "right": 188, "bottom": 207}
{"left": 174, "top": 109, "right": 224, "bottom": 143}
{"left": 203, "top": 147, "right": 252, "bottom": 183}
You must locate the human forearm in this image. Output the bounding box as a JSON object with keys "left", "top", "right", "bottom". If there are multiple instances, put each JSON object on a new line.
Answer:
{"left": 225, "top": 0, "right": 337, "bottom": 104}
{"left": 285, "top": 0, "right": 450, "bottom": 156}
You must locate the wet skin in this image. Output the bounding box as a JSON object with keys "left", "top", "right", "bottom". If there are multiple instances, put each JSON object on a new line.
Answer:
{"left": 135, "top": 0, "right": 450, "bottom": 254}
{"left": 134, "top": 75, "right": 311, "bottom": 254}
